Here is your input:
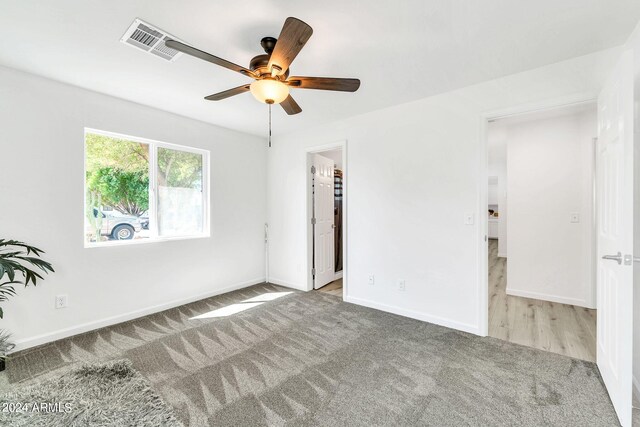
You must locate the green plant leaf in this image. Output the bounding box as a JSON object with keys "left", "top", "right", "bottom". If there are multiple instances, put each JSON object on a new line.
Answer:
{"left": 14, "top": 256, "right": 54, "bottom": 273}
{"left": 0, "top": 240, "right": 45, "bottom": 256}
{"left": 0, "top": 260, "right": 16, "bottom": 282}
{"left": 24, "top": 269, "right": 44, "bottom": 286}
{"left": 0, "top": 240, "right": 53, "bottom": 313}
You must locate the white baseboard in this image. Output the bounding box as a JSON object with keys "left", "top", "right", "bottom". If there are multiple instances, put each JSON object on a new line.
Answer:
{"left": 505, "top": 287, "right": 592, "bottom": 308}
{"left": 633, "top": 375, "right": 640, "bottom": 407}
{"left": 334, "top": 271, "right": 343, "bottom": 280}
{"left": 268, "top": 277, "right": 308, "bottom": 291}
{"left": 12, "top": 277, "right": 265, "bottom": 353}
{"left": 344, "top": 295, "right": 480, "bottom": 335}
{"left": 498, "top": 253, "right": 507, "bottom": 258}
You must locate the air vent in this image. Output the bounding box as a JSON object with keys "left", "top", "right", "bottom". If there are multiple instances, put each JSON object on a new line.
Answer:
{"left": 120, "top": 18, "right": 182, "bottom": 62}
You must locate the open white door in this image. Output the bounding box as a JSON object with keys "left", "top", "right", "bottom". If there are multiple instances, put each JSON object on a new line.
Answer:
{"left": 596, "top": 50, "right": 634, "bottom": 427}
{"left": 312, "top": 154, "right": 335, "bottom": 289}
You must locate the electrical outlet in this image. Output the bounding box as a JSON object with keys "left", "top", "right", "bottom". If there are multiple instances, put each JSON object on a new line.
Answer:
{"left": 368, "top": 275, "right": 375, "bottom": 285}
{"left": 55, "top": 294, "right": 68, "bottom": 309}
{"left": 397, "top": 280, "right": 406, "bottom": 291}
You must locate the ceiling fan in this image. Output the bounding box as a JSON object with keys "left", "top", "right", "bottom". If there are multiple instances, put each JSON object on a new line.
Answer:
{"left": 165, "top": 17, "right": 360, "bottom": 115}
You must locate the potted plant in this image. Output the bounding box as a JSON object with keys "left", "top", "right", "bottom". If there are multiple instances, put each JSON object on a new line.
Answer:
{"left": 0, "top": 239, "right": 54, "bottom": 369}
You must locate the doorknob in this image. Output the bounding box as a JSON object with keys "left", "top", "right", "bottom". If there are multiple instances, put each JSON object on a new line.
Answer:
{"left": 602, "top": 252, "right": 623, "bottom": 265}
{"left": 332, "top": 224, "right": 336, "bottom": 229}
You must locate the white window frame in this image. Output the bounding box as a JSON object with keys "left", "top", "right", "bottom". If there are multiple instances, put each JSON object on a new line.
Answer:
{"left": 83, "top": 128, "right": 211, "bottom": 248}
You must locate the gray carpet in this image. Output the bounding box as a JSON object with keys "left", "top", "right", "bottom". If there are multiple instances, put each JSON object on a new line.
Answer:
{"left": 6, "top": 284, "right": 620, "bottom": 426}
{"left": 0, "top": 360, "right": 182, "bottom": 426}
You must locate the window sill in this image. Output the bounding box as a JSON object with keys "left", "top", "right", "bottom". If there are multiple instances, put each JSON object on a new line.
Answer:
{"left": 84, "top": 233, "right": 211, "bottom": 249}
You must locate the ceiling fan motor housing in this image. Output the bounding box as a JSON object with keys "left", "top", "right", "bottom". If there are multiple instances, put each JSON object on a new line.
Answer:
{"left": 251, "top": 38, "right": 289, "bottom": 79}
{"left": 260, "top": 36, "right": 277, "bottom": 54}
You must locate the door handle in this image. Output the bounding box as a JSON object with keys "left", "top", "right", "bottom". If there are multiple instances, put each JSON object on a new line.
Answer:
{"left": 602, "top": 252, "right": 623, "bottom": 265}
{"left": 332, "top": 224, "right": 336, "bottom": 229}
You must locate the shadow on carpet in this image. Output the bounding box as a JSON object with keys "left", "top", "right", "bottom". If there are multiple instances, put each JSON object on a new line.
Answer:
{"left": 0, "top": 360, "right": 182, "bottom": 426}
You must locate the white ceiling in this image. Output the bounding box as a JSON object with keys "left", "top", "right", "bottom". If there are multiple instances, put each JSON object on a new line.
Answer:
{"left": 1, "top": 0, "right": 638, "bottom": 136}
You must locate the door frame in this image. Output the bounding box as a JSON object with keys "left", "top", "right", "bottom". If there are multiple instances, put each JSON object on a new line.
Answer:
{"left": 478, "top": 94, "right": 597, "bottom": 336}
{"left": 305, "top": 140, "right": 348, "bottom": 298}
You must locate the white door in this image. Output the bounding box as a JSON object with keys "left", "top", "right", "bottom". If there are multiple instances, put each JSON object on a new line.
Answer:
{"left": 596, "top": 50, "right": 634, "bottom": 427}
{"left": 313, "top": 154, "right": 335, "bottom": 289}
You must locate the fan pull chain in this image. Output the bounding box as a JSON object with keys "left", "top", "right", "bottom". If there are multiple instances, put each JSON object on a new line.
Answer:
{"left": 268, "top": 102, "right": 272, "bottom": 148}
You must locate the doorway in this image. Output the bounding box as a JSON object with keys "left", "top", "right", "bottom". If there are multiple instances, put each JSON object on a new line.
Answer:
{"left": 486, "top": 102, "right": 598, "bottom": 361}
{"left": 306, "top": 144, "right": 346, "bottom": 298}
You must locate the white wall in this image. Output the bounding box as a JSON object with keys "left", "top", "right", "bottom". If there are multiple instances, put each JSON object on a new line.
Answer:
{"left": 267, "top": 47, "right": 620, "bottom": 334}
{"left": 629, "top": 20, "right": 640, "bottom": 404}
{"left": 504, "top": 106, "right": 596, "bottom": 308}
{"left": 487, "top": 179, "right": 498, "bottom": 205}
{"left": 488, "top": 123, "right": 508, "bottom": 256}
{"left": 0, "top": 66, "right": 267, "bottom": 351}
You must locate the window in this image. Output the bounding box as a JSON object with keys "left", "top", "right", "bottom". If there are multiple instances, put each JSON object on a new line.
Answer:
{"left": 84, "top": 129, "right": 209, "bottom": 246}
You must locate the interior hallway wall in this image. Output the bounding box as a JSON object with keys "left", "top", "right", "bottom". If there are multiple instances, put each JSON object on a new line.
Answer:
{"left": 267, "top": 47, "right": 620, "bottom": 334}
{"left": 504, "top": 106, "right": 596, "bottom": 308}
{"left": 488, "top": 122, "right": 508, "bottom": 256}
{"left": 629, "top": 19, "right": 640, "bottom": 403}
{"left": 0, "top": 66, "right": 267, "bottom": 351}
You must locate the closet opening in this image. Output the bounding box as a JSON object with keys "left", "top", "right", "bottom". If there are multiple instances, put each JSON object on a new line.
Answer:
{"left": 307, "top": 145, "right": 345, "bottom": 298}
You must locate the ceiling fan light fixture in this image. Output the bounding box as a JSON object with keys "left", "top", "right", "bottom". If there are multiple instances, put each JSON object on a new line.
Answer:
{"left": 167, "top": 17, "right": 359, "bottom": 120}
{"left": 250, "top": 78, "right": 289, "bottom": 104}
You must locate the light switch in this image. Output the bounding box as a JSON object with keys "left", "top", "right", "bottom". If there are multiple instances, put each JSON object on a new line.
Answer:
{"left": 570, "top": 213, "right": 580, "bottom": 223}
{"left": 464, "top": 213, "right": 474, "bottom": 225}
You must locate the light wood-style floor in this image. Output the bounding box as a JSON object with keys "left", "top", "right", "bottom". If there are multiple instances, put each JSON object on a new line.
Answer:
{"left": 488, "top": 239, "right": 597, "bottom": 362}
{"left": 317, "top": 278, "right": 343, "bottom": 297}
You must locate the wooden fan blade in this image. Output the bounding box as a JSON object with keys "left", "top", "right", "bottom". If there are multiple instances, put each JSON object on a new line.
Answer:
{"left": 204, "top": 85, "right": 251, "bottom": 101}
{"left": 267, "top": 17, "right": 313, "bottom": 76}
{"left": 165, "top": 40, "right": 256, "bottom": 78}
{"left": 280, "top": 95, "right": 302, "bottom": 115}
{"left": 287, "top": 77, "right": 360, "bottom": 92}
